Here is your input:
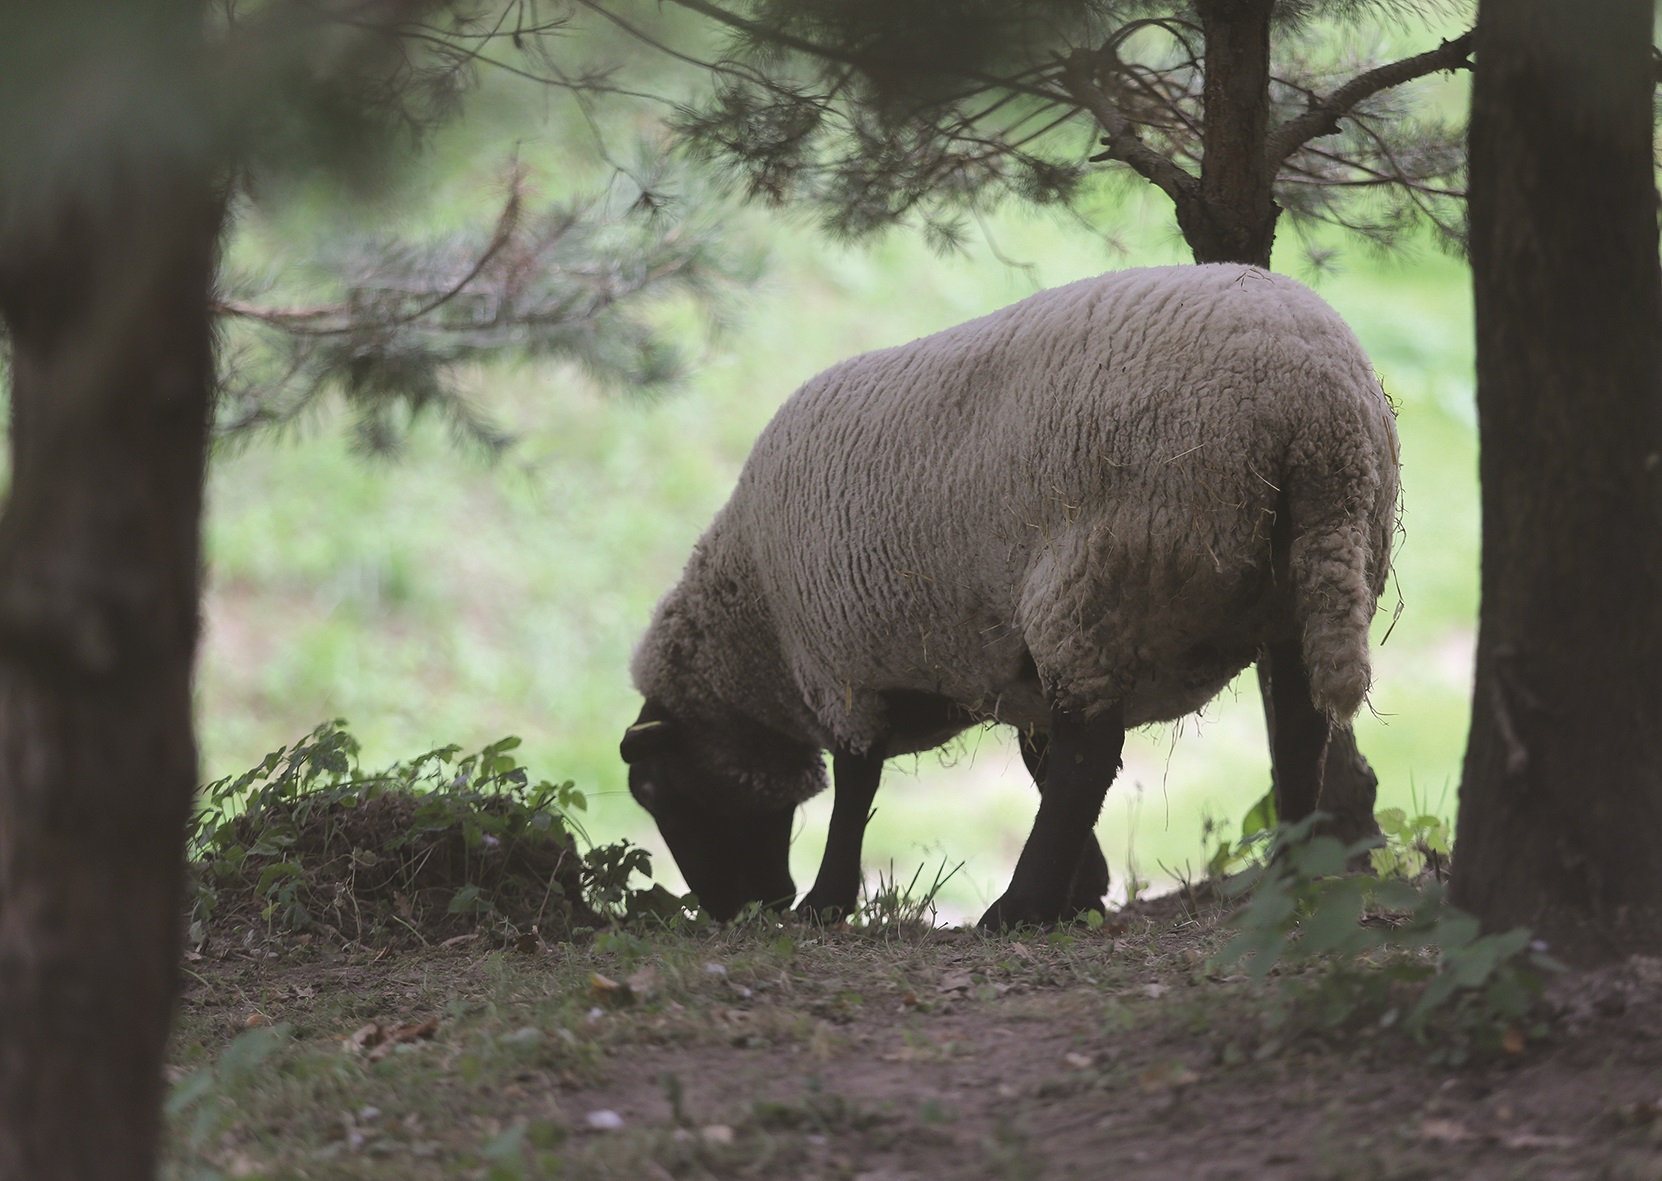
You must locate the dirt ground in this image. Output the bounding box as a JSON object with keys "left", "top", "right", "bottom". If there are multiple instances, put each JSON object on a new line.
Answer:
{"left": 164, "top": 891, "right": 1662, "bottom": 1181}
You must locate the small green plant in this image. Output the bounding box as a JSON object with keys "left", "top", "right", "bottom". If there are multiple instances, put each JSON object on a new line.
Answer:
{"left": 851, "top": 859, "right": 962, "bottom": 930}
{"left": 188, "top": 720, "right": 654, "bottom": 949}
{"left": 1204, "top": 790, "right": 1279, "bottom": 881}
{"left": 166, "top": 1023, "right": 294, "bottom": 1154}
{"left": 1370, "top": 785, "right": 1453, "bottom": 880}
{"left": 1214, "top": 816, "right": 1560, "bottom": 1063}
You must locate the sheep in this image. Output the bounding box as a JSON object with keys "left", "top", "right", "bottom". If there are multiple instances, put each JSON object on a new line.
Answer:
{"left": 620, "top": 263, "right": 1399, "bottom": 928}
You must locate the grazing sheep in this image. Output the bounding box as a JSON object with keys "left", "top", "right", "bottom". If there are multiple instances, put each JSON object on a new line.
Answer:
{"left": 621, "top": 263, "right": 1399, "bottom": 927}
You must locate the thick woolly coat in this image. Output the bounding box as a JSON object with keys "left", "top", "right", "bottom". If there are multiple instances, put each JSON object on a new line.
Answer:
{"left": 632, "top": 264, "right": 1399, "bottom": 808}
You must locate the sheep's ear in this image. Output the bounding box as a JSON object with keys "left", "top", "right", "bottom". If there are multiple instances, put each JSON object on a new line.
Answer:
{"left": 620, "top": 712, "right": 679, "bottom": 763}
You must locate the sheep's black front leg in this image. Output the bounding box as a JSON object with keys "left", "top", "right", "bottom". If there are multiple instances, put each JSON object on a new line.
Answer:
{"left": 1259, "top": 640, "right": 1332, "bottom": 824}
{"left": 1018, "top": 731, "right": 1110, "bottom": 915}
{"left": 796, "top": 750, "right": 883, "bottom": 922}
{"left": 981, "top": 705, "right": 1125, "bottom": 929}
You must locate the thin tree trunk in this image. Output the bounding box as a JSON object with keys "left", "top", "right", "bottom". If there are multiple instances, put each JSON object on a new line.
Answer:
{"left": 1183, "top": 0, "right": 1279, "bottom": 266}
{"left": 0, "top": 20, "right": 221, "bottom": 1171}
{"left": 1451, "top": 0, "right": 1662, "bottom": 962}
{"left": 1187, "top": 0, "right": 1380, "bottom": 843}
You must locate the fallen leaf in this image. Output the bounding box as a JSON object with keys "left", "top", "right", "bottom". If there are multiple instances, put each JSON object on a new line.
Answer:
{"left": 584, "top": 1110, "right": 624, "bottom": 1131}
{"left": 1064, "top": 1052, "right": 1094, "bottom": 1070}
{"left": 700, "top": 1124, "right": 734, "bottom": 1144}
{"left": 1500, "top": 1132, "right": 1574, "bottom": 1151}
{"left": 345, "top": 1018, "right": 435, "bottom": 1059}
{"left": 225, "top": 1152, "right": 263, "bottom": 1177}
{"left": 939, "top": 972, "right": 975, "bottom": 993}
{"left": 900, "top": 991, "right": 920, "bottom": 1007}
{"left": 244, "top": 1013, "right": 268, "bottom": 1028}
{"left": 387, "top": 1018, "right": 439, "bottom": 1044}
{"left": 1614, "top": 1098, "right": 1661, "bottom": 1126}
{"left": 590, "top": 973, "right": 632, "bottom": 1007}
{"left": 1008, "top": 942, "right": 1032, "bottom": 960}
{"left": 1144, "top": 983, "right": 1169, "bottom": 999}
{"left": 1419, "top": 1118, "right": 1474, "bottom": 1143}
{"left": 627, "top": 967, "right": 659, "bottom": 998}
{"left": 345, "top": 1022, "right": 385, "bottom": 1052}
{"left": 1137, "top": 1060, "right": 1199, "bottom": 1092}
{"left": 439, "top": 933, "right": 479, "bottom": 949}
{"left": 1500, "top": 1025, "right": 1526, "bottom": 1055}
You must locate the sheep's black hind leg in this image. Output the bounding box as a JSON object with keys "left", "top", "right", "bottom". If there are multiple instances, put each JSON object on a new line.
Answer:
{"left": 981, "top": 705, "right": 1124, "bottom": 929}
{"left": 1260, "top": 639, "right": 1332, "bottom": 825}
{"left": 796, "top": 750, "right": 883, "bottom": 922}
{"left": 1018, "top": 731, "right": 1110, "bottom": 915}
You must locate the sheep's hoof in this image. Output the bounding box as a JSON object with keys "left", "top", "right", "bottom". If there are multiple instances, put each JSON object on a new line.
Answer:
{"left": 1068, "top": 840, "right": 1111, "bottom": 916}
{"left": 977, "top": 894, "right": 1062, "bottom": 931}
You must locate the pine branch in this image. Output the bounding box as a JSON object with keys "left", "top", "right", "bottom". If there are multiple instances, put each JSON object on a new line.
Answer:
{"left": 215, "top": 152, "right": 753, "bottom": 453}
{"left": 1061, "top": 50, "right": 1199, "bottom": 203}
{"left": 1266, "top": 29, "right": 1473, "bottom": 168}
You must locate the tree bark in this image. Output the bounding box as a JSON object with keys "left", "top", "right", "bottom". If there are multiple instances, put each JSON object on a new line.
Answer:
{"left": 1183, "top": 0, "right": 1279, "bottom": 266}
{"left": 1451, "top": 0, "right": 1662, "bottom": 962}
{"left": 0, "top": 15, "right": 222, "bottom": 1175}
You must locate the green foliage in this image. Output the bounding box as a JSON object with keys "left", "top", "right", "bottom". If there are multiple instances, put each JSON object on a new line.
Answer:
{"left": 659, "top": 0, "right": 1469, "bottom": 254}
{"left": 1213, "top": 816, "right": 1560, "bottom": 1063}
{"left": 219, "top": 151, "right": 756, "bottom": 456}
{"left": 1370, "top": 802, "right": 1453, "bottom": 880}
{"left": 188, "top": 721, "right": 656, "bottom": 947}
{"left": 851, "top": 859, "right": 963, "bottom": 931}
{"left": 1203, "top": 788, "right": 1279, "bottom": 880}
{"left": 166, "top": 1024, "right": 295, "bottom": 1157}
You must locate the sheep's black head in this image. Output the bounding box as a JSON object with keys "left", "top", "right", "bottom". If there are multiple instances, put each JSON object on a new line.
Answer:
{"left": 620, "top": 699, "right": 821, "bottom": 921}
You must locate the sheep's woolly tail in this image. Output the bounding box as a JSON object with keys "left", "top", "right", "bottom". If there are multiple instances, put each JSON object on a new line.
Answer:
{"left": 1282, "top": 420, "right": 1396, "bottom": 723}
{"left": 1290, "top": 525, "right": 1375, "bottom": 721}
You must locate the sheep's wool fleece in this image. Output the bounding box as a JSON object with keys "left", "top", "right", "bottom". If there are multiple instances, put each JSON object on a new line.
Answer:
{"left": 634, "top": 264, "right": 1399, "bottom": 788}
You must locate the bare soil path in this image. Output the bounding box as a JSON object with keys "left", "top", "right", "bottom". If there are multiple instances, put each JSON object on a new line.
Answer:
{"left": 164, "top": 896, "right": 1662, "bottom": 1180}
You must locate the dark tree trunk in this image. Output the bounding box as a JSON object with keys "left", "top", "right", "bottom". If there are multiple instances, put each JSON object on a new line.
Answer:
{"left": 0, "top": 14, "right": 222, "bottom": 1173}
{"left": 1183, "top": 0, "right": 1279, "bottom": 267}
{"left": 1451, "top": 0, "right": 1662, "bottom": 962}
{"left": 1187, "top": 0, "right": 1380, "bottom": 843}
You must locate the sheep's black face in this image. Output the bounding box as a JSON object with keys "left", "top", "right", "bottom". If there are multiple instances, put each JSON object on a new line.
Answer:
{"left": 620, "top": 702, "right": 799, "bottom": 921}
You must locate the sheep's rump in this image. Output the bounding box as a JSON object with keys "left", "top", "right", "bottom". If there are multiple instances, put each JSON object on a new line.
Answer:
{"left": 642, "top": 264, "right": 1399, "bottom": 759}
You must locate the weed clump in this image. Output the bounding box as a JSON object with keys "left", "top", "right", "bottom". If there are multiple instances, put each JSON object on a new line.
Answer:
{"left": 1212, "top": 815, "right": 1562, "bottom": 1065}
{"left": 188, "top": 721, "right": 656, "bottom": 951}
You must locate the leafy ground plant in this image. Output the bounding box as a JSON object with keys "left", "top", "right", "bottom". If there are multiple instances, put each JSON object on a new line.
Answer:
{"left": 187, "top": 721, "right": 663, "bottom": 951}
{"left": 1213, "top": 816, "right": 1562, "bottom": 1064}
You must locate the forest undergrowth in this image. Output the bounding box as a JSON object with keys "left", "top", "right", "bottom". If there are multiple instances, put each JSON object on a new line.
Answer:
{"left": 164, "top": 727, "right": 1662, "bottom": 1180}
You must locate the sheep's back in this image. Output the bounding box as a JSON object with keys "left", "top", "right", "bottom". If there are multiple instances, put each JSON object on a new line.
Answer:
{"left": 715, "top": 265, "right": 1396, "bottom": 750}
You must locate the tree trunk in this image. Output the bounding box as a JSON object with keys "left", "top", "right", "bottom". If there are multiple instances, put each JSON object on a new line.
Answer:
{"left": 1183, "top": 0, "right": 1279, "bottom": 266}
{"left": 0, "top": 17, "right": 221, "bottom": 1174}
{"left": 1451, "top": 0, "right": 1662, "bottom": 962}
{"left": 1187, "top": 0, "right": 1380, "bottom": 843}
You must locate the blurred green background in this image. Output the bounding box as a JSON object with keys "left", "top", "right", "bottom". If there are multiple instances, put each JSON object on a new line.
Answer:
{"left": 199, "top": 74, "right": 1476, "bottom": 921}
